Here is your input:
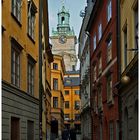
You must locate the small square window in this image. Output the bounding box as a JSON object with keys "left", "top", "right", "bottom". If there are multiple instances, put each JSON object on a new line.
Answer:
{"left": 75, "top": 101, "right": 80, "bottom": 110}
{"left": 65, "top": 90, "right": 69, "bottom": 95}
{"left": 53, "top": 63, "right": 58, "bottom": 70}
{"left": 75, "top": 90, "right": 79, "bottom": 95}
{"left": 65, "top": 101, "right": 69, "bottom": 108}
{"left": 53, "top": 97, "right": 58, "bottom": 108}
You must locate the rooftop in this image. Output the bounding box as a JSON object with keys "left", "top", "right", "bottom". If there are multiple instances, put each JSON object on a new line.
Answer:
{"left": 64, "top": 77, "right": 80, "bottom": 86}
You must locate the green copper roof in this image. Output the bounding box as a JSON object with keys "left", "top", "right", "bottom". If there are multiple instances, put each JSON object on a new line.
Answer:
{"left": 51, "top": 5, "right": 75, "bottom": 36}
{"left": 58, "top": 6, "right": 69, "bottom": 14}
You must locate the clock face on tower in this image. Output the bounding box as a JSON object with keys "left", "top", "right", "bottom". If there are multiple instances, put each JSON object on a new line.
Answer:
{"left": 59, "top": 35, "right": 67, "bottom": 44}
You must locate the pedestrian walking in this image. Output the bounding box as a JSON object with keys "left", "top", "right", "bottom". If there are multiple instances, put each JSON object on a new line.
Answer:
{"left": 62, "top": 129, "right": 70, "bottom": 140}
{"left": 69, "top": 128, "right": 76, "bottom": 140}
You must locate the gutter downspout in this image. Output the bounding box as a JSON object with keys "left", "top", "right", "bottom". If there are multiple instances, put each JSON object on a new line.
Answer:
{"left": 39, "top": 0, "right": 42, "bottom": 139}
{"left": 116, "top": 0, "right": 121, "bottom": 139}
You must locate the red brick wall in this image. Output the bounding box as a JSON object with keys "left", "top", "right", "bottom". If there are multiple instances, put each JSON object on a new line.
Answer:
{"left": 89, "top": 0, "right": 119, "bottom": 140}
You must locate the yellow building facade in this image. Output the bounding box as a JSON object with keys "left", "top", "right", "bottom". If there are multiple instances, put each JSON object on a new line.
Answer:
{"left": 64, "top": 71, "right": 81, "bottom": 133}
{"left": 119, "top": 0, "right": 138, "bottom": 139}
{"left": 51, "top": 55, "right": 65, "bottom": 139}
{"left": 2, "top": 0, "right": 40, "bottom": 139}
{"left": 42, "top": 0, "right": 53, "bottom": 139}
{"left": 120, "top": 0, "right": 138, "bottom": 72}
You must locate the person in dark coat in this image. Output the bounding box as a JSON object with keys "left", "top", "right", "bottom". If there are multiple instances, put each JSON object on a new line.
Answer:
{"left": 70, "top": 128, "right": 76, "bottom": 140}
{"left": 62, "top": 129, "right": 70, "bottom": 140}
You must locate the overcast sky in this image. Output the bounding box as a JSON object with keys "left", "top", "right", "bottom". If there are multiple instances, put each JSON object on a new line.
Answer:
{"left": 48, "top": 0, "right": 87, "bottom": 70}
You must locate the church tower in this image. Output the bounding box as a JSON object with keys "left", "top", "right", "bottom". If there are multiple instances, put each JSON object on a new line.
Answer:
{"left": 50, "top": 6, "right": 77, "bottom": 71}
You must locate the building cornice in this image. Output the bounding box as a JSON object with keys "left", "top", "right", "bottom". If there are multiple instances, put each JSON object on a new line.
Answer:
{"left": 2, "top": 81, "right": 39, "bottom": 105}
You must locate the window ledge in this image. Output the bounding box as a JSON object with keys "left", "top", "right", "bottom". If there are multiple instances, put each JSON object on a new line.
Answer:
{"left": 11, "top": 13, "right": 22, "bottom": 27}
{"left": 98, "top": 72, "right": 102, "bottom": 77}
{"left": 107, "top": 59, "right": 112, "bottom": 66}
{"left": 10, "top": 83, "right": 20, "bottom": 89}
{"left": 107, "top": 17, "right": 112, "bottom": 25}
{"left": 27, "top": 33, "right": 35, "bottom": 44}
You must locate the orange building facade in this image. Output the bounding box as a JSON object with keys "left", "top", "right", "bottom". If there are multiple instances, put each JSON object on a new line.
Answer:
{"left": 64, "top": 71, "right": 81, "bottom": 133}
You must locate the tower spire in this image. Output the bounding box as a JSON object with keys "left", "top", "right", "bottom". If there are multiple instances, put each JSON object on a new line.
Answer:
{"left": 61, "top": 0, "right": 65, "bottom": 6}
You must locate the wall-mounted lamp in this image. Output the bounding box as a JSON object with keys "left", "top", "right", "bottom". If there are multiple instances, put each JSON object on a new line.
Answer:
{"left": 121, "top": 75, "right": 130, "bottom": 84}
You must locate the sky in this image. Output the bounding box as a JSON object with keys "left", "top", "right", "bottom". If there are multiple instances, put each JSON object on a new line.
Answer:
{"left": 48, "top": 0, "right": 87, "bottom": 69}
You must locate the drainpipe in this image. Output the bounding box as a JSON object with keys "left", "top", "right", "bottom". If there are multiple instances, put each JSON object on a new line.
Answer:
{"left": 116, "top": 0, "right": 121, "bottom": 139}
{"left": 39, "top": 0, "right": 42, "bottom": 139}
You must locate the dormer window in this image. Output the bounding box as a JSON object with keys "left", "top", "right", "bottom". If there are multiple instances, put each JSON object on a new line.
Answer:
{"left": 61, "top": 16, "right": 65, "bottom": 24}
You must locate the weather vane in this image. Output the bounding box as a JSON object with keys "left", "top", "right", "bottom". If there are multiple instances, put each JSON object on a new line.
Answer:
{"left": 61, "top": 0, "right": 65, "bottom": 6}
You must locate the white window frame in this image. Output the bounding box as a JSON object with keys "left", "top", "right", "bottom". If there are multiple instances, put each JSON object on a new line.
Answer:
{"left": 107, "top": 37, "right": 112, "bottom": 63}
{"left": 28, "top": 1, "right": 37, "bottom": 40}
{"left": 93, "top": 34, "right": 96, "bottom": 50}
{"left": 53, "top": 97, "right": 58, "bottom": 108}
{"left": 98, "top": 23, "right": 102, "bottom": 41}
{"left": 28, "top": 60, "right": 34, "bottom": 96}
{"left": 107, "top": 0, "right": 112, "bottom": 22}
{"left": 12, "top": 0, "right": 22, "bottom": 22}
{"left": 11, "top": 45, "right": 20, "bottom": 87}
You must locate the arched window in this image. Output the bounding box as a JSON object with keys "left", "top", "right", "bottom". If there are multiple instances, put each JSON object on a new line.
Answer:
{"left": 61, "top": 17, "right": 65, "bottom": 24}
